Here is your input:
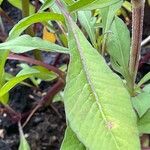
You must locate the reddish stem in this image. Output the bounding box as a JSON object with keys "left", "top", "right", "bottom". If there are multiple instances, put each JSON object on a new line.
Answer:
{"left": 8, "top": 53, "right": 65, "bottom": 79}
{"left": 129, "top": 0, "right": 145, "bottom": 91}
{"left": 23, "top": 78, "right": 65, "bottom": 127}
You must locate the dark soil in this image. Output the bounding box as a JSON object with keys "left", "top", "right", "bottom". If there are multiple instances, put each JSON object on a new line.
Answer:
{"left": 0, "top": 0, "right": 150, "bottom": 150}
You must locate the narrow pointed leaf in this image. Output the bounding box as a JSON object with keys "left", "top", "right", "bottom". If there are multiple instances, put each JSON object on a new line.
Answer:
{"left": 63, "top": 11, "right": 140, "bottom": 150}
{"left": 68, "top": 0, "right": 122, "bottom": 12}
{"left": 39, "top": 0, "right": 54, "bottom": 11}
{"left": 101, "top": 1, "right": 123, "bottom": 53}
{"left": 61, "top": 127, "right": 86, "bottom": 150}
{"left": 8, "top": 12, "right": 64, "bottom": 40}
{"left": 138, "top": 109, "right": 150, "bottom": 134}
{"left": 78, "top": 11, "right": 96, "bottom": 46}
{"left": 18, "top": 122, "right": 31, "bottom": 150}
{"left": 106, "top": 16, "right": 130, "bottom": 78}
{"left": 132, "top": 92, "right": 150, "bottom": 117}
{"left": 0, "top": 68, "right": 39, "bottom": 97}
{"left": 137, "top": 72, "right": 150, "bottom": 87}
{"left": 0, "top": 35, "right": 69, "bottom": 54}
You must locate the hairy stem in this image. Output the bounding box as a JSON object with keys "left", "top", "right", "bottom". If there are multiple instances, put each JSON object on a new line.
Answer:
{"left": 129, "top": 0, "right": 145, "bottom": 93}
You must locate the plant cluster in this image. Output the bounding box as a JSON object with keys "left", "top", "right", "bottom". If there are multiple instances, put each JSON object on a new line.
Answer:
{"left": 0, "top": 0, "right": 150, "bottom": 149}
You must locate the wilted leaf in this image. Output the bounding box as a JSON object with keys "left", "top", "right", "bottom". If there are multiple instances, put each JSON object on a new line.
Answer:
{"left": 43, "top": 27, "right": 56, "bottom": 43}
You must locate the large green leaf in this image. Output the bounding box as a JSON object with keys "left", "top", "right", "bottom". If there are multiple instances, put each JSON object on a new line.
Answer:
{"left": 68, "top": 0, "right": 122, "bottom": 12}
{"left": 106, "top": 16, "right": 130, "bottom": 79}
{"left": 8, "top": 12, "right": 64, "bottom": 40}
{"left": 0, "top": 35, "right": 69, "bottom": 54}
{"left": 138, "top": 109, "right": 150, "bottom": 134}
{"left": 132, "top": 92, "right": 150, "bottom": 117}
{"left": 61, "top": 127, "right": 86, "bottom": 150}
{"left": 63, "top": 8, "right": 140, "bottom": 150}
{"left": 78, "top": 11, "right": 96, "bottom": 47}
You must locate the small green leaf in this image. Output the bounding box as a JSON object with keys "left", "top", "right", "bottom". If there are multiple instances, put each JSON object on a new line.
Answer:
{"left": 39, "top": 0, "right": 54, "bottom": 11}
{"left": 78, "top": 11, "right": 96, "bottom": 47}
{"left": 8, "top": 0, "right": 35, "bottom": 15}
{"left": 68, "top": 0, "right": 122, "bottom": 12}
{"left": 61, "top": 127, "right": 86, "bottom": 150}
{"left": 18, "top": 122, "right": 31, "bottom": 150}
{"left": 132, "top": 92, "right": 150, "bottom": 117}
{"left": 0, "top": 68, "right": 39, "bottom": 97}
{"left": 137, "top": 72, "right": 150, "bottom": 87}
{"left": 0, "top": 0, "right": 3, "bottom": 5}
{"left": 138, "top": 109, "right": 150, "bottom": 134}
{"left": 0, "top": 35, "right": 69, "bottom": 54}
{"left": 106, "top": 16, "right": 130, "bottom": 79}
{"left": 101, "top": 0, "right": 123, "bottom": 53}
{"left": 143, "top": 84, "right": 150, "bottom": 93}
{"left": 8, "top": 12, "right": 64, "bottom": 40}
{"left": 53, "top": 91, "right": 64, "bottom": 102}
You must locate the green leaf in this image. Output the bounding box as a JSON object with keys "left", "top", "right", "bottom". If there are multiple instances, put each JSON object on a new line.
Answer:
{"left": 106, "top": 16, "right": 130, "bottom": 79}
{"left": 61, "top": 126, "right": 86, "bottom": 150}
{"left": 138, "top": 109, "right": 150, "bottom": 134}
{"left": 18, "top": 122, "right": 31, "bottom": 150}
{"left": 0, "top": 51, "right": 9, "bottom": 104}
{"left": 0, "top": 67, "right": 39, "bottom": 97}
{"left": 8, "top": 12, "right": 64, "bottom": 40}
{"left": 68, "top": 0, "right": 122, "bottom": 12}
{"left": 39, "top": 0, "right": 54, "bottom": 11}
{"left": 143, "top": 84, "right": 150, "bottom": 93}
{"left": 101, "top": 0, "right": 122, "bottom": 34}
{"left": 101, "top": 0, "right": 123, "bottom": 53}
{"left": 0, "top": 0, "right": 3, "bottom": 5}
{"left": 0, "top": 35, "right": 69, "bottom": 54}
{"left": 137, "top": 72, "right": 150, "bottom": 87}
{"left": 122, "top": 1, "right": 132, "bottom": 12}
{"left": 8, "top": 0, "right": 35, "bottom": 15}
{"left": 78, "top": 11, "right": 96, "bottom": 47}
{"left": 63, "top": 11, "right": 140, "bottom": 149}
{"left": 132, "top": 92, "right": 150, "bottom": 117}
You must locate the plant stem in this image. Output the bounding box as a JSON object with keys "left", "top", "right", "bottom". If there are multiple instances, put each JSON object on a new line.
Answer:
{"left": 23, "top": 78, "right": 65, "bottom": 127}
{"left": 129, "top": 0, "right": 145, "bottom": 94}
{"left": 8, "top": 53, "right": 65, "bottom": 80}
